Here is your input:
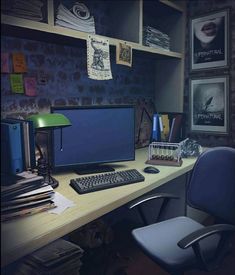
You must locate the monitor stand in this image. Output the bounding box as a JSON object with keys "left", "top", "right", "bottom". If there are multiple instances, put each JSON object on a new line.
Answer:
{"left": 74, "top": 164, "right": 115, "bottom": 175}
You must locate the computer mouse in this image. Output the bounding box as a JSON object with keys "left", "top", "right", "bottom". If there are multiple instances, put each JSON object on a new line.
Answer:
{"left": 143, "top": 166, "right": 160, "bottom": 174}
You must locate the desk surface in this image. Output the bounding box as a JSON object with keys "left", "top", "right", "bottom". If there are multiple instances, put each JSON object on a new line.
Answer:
{"left": 1, "top": 148, "right": 198, "bottom": 267}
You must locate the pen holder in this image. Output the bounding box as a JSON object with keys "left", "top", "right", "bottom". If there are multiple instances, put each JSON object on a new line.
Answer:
{"left": 146, "top": 142, "right": 182, "bottom": 167}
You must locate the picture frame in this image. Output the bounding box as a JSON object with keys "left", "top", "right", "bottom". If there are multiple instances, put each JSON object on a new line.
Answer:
{"left": 190, "top": 76, "right": 229, "bottom": 134}
{"left": 190, "top": 9, "right": 229, "bottom": 71}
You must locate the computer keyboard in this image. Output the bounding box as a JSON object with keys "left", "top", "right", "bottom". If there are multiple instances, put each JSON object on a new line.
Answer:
{"left": 70, "top": 169, "right": 145, "bottom": 194}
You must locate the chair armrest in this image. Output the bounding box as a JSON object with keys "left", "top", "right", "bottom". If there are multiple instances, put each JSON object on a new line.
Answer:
{"left": 128, "top": 193, "right": 179, "bottom": 209}
{"left": 178, "top": 224, "right": 235, "bottom": 272}
{"left": 178, "top": 224, "right": 235, "bottom": 249}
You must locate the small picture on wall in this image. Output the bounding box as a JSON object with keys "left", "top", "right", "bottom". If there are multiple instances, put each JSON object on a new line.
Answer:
{"left": 190, "top": 9, "right": 229, "bottom": 71}
{"left": 116, "top": 42, "right": 132, "bottom": 67}
{"left": 190, "top": 76, "right": 229, "bottom": 134}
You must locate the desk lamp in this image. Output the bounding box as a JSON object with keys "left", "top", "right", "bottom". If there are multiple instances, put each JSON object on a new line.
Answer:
{"left": 28, "top": 113, "right": 71, "bottom": 188}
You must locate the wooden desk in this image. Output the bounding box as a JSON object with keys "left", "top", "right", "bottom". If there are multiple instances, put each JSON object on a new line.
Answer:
{"left": 1, "top": 148, "right": 197, "bottom": 267}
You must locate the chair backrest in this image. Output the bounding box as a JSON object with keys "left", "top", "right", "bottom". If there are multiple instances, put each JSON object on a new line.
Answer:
{"left": 187, "top": 147, "right": 235, "bottom": 225}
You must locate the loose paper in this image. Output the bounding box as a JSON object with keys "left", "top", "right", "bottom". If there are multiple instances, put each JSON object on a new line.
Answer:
{"left": 10, "top": 74, "right": 24, "bottom": 93}
{"left": 24, "top": 77, "right": 37, "bottom": 96}
{"left": 12, "top": 53, "right": 27, "bottom": 73}
{"left": 48, "top": 192, "right": 75, "bottom": 214}
{"left": 116, "top": 42, "right": 132, "bottom": 67}
{"left": 87, "top": 35, "right": 112, "bottom": 80}
{"left": 1, "top": 53, "right": 10, "bottom": 73}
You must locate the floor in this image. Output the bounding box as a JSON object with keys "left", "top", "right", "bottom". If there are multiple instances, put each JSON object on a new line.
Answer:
{"left": 78, "top": 219, "right": 235, "bottom": 275}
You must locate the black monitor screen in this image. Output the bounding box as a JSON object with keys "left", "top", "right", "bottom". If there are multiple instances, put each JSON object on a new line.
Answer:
{"left": 51, "top": 105, "right": 135, "bottom": 174}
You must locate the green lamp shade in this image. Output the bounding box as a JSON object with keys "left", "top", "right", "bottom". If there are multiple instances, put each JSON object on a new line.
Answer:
{"left": 28, "top": 113, "right": 71, "bottom": 129}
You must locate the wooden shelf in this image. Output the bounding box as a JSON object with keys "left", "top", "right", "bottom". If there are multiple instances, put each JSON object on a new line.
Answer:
{"left": 159, "top": 0, "right": 186, "bottom": 12}
{"left": 1, "top": 0, "right": 185, "bottom": 59}
{"left": 1, "top": 13, "right": 182, "bottom": 59}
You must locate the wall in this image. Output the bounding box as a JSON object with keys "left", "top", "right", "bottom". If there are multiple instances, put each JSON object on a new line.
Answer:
{"left": 1, "top": 36, "right": 156, "bottom": 146}
{"left": 184, "top": 0, "right": 235, "bottom": 147}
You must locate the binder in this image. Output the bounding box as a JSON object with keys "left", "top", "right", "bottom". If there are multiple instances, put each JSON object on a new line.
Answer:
{"left": 168, "top": 114, "right": 183, "bottom": 143}
{"left": 152, "top": 113, "right": 160, "bottom": 142}
{"left": 2, "top": 118, "right": 36, "bottom": 170}
{"left": 1, "top": 122, "right": 24, "bottom": 175}
{"left": 158, "top": 114, "right": 170, "bottom": 141}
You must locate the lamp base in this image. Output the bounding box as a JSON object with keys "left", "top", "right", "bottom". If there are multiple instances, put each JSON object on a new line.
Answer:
{"left": 49, "top": 177, "right": 59, "bottom": 189}
{"left": 44, "top": 175, "right": 59, "bottom": 189}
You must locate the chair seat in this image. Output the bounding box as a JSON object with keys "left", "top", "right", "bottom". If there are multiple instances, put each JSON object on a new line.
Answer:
{"left": 132, "top": 216, "right": 219, "bottom": 272}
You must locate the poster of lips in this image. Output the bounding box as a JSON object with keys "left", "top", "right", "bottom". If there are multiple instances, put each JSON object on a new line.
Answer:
{"left": 190, "top": 9, "right": 229, "bottom": 70}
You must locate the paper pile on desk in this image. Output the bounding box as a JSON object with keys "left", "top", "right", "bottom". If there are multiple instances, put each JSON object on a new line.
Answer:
{"left": 1, "top": 173, "right": 56, "bottom": 221}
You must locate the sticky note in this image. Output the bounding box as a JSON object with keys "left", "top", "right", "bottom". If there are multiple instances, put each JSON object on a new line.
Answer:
{"left": 10, "top": 74, "right": 24, "bottom": 94}
{"left": 12, "top": 53, "right": 27, "bottom": 73}
{"left": 1, "top": 53, "right": 10, "bottom": 73}
{"left": 24, "top": 77, "right": 37, "bottom": 96}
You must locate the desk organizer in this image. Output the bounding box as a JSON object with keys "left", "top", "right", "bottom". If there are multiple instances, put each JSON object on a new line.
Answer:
{"left": 146, "top": 142, "right": 182, "bottom": 167}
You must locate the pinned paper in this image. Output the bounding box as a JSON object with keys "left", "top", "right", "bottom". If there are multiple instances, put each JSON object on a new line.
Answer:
{"left": 116, "top": 42, "right": 132, "bottom": 67}
{"left": 87, "top": 35, "right": 112, "bottom": 80}
{"left": 12, "top": 53, "right": 27, "bottom": 73}
{"left": 1, "top": 53, "right": 10, "bottom": 73}
{"left": 10, "top": 74, "right": 24, "bottom": 94}
{"left": 37, "top": 71, "right": 48, "bottom": 85}
{"left": 24, "top": 77, "right": 37, "bottom": 96}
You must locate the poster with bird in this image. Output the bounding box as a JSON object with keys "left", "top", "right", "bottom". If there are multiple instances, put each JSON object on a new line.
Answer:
{"left": 190, "top": 76, "right": 229, "bottom": 134}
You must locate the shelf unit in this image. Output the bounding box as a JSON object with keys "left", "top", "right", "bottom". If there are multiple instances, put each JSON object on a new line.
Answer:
{"left": 1, "top": 0, "right": 186, "bottom": 111}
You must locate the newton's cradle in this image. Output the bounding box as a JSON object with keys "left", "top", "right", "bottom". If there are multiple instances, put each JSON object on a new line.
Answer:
{"left": 146, "top": 142, "right": 182, "bottom": 167}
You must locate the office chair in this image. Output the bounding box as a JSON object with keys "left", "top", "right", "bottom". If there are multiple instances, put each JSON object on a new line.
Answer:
{"left": 129, "top": 147, "right": 235, "bottom": 275}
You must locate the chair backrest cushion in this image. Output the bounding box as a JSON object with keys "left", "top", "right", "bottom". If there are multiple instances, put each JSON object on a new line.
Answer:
{"left": 187, "top": 147, "right": 235, "bottom": 224}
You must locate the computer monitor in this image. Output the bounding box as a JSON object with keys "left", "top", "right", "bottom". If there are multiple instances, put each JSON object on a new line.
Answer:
{"left": 51, "top": 105, "right": 135, "bottom": 174}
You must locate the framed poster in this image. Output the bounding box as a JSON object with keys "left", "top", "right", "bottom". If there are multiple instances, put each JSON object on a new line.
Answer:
{"left": 190, "top": 9, "right": 229, "bottom": 71}
{"left": 190, "top": 76, "right": 229, "bottom": 134}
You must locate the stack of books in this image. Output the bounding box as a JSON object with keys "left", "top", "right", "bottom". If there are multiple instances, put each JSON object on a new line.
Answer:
{"left": 15, "top": 238, "right": 84, "bottom": 275}
{"left": 55, "top": 2, "right": 96, "bottom": 33}
{"left": 1, "top": 0, "right": 45, "bottom": 22}
{"left": 1, "top": 172, "right": 56, "bottom": 222}
{"left": 143, "top": 26, "right": 170, "bottom": 51}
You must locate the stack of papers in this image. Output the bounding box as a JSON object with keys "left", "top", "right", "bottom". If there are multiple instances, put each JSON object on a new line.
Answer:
{"left": 143, "top": 26, "right": 170, "bottom": 51}
{"left": 55, "top": 2, "right": 96, "bottom": 34}
{"left": 1, "top": 172, "right": 56, "bottom": 221}
{"left": 1, "top": 0, "right": 45, "bottom": 22}
{"left": 16, "top": 239, "right": 84, "bottom": 274}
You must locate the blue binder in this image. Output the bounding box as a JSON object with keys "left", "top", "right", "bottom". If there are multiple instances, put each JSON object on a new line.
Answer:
{"left": 151, "top": 113, "right": 160, "bottom": 142}
{"left": 2, "top": 118, "right": 36, "bottom": 170}
{"left": 1, "top": 122, "right": 24, "bottom": 174}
